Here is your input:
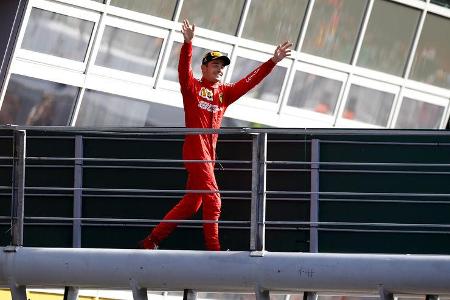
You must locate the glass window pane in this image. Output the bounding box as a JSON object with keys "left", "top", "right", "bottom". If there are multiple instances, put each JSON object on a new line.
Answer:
{"left": 21, "top": 8, "right": 95, "bottom": 61}
{"left": 302, "top": 0, "right": 367, "bottom": 63}
{"left": 76, "top": 90, "right": 152, "bottom": 126}
{"left": 242, "top": 0, "right": 308, "bottom": 45}
{"left": 230, "top": 57, "right": 286, "bottom": 103}
{"left": 0, "top": 74, "right": 78, "bottom": 126}
{"left": 430, "top": 0, "right": 450, "bottom": 8}
{"left": 110, "top": 0, "right": 177, "bottom": 20}
{"left": 343, "top": 84, "right": 394, "bottom": 126}
{"left": 357, "top": 0, "right": 420, "bottom": 76}
{"left": 287, "top": 71, "right": 342, "bottom": 115}
{"left": 410, "top": 13, "right": 450, "bottom": 89}
{"left": 164, "top": 42, "right": 222, "bottom": 82}
{"left": 395, "top": 98, "right": 444, "bottom": 129}
{"left": 179, "top": 0, "right": 245, "bottom": 35}
{"left": 95, "top": 26, "right": 164, "bottom": 76}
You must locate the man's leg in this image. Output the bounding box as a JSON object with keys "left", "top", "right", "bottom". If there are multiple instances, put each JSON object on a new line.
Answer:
{"left": 143, "top": 193, "right": 202, "bottom": 248}
{"left": 202, "top": 192, "right": 221, "bottom": 251}
{"left": 188, "top": 162, "right": 222, "bottom": 251}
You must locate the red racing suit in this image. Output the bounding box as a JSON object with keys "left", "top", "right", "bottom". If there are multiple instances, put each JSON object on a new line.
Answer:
{"left": 149, "top": 42, "right": 276, "bottom": 250}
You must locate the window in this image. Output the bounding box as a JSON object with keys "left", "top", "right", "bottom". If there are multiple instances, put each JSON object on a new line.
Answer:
{"left": 242, "top": 0, "right": 308, "bottom": 45}
{"left": 395, "top": 98, "right": 444, "bottom": 129}
{"left": 75, "top": 90, "right": 153, "bottom": 126}
{"left": 0, "top": 74, "right": 78, "bottom": 126}
{"left": 342, "top": 84, "right": 394, "bottom": 126}
{"left": 21, "top": 8, "right": 94, "bottom": 61}
{"left": 164, "top": 42, "right": 221, "bottom": 82}
{"left": 410, "top": 13, "right": 450, "bottom": 89}
{"left": 95, "top": 26, "right": 164, "bottom": 77}
{"left": 430, "top": 0, "right": 450, "bottom": 8}
{"left": 109, "top": 0, "right": 177, "bottom": 20}
{"left": 179, "top": 0, "right": 245, "bottom": 35}
{"left": 302, "top": 0, "right": 367, "bottom": 63}
{"left": 287, "top": 71, "right": 342, "bottom": 115}
{"left": 357, "top": 0, "right": 420, "bottom": 76}
{"left": 230, "top": 57, "right": 286, "bottom": 103}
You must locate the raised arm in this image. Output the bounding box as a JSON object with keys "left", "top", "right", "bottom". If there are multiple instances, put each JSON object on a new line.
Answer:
{"left": 225, "top": 41, "right": 292, "bottom": 104}
{"left": 178, "top": 19, "right": 196, "bottom": 92}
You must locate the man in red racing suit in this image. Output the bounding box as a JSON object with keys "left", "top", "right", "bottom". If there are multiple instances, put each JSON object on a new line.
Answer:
{"left": 139, "top": 19, "right": 292, "bottom": 251}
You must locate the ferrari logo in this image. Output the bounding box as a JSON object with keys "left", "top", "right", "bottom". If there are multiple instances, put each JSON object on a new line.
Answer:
{"left": 199, "top": 87, "right": 213, "bottom": 101}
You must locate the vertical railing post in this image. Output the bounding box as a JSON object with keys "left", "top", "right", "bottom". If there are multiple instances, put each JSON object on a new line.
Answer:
{"left": 9, "top": 282, "right": 27, "bottom": 300}
{"left": 379, "top": 286, "right": 394, "bottom": 300}
{"left": 130, "top": 279, "right": 148, "bottom": 300}
{"left": 255, "top": 287, "right": 270, "bottom": 300}
{"left": 11, "top": 129, "right": 26, "bottom": 246}
{"left": 63, "top": 286, "right": 79, "bottom": 300}
{"left": 303, "top": 139, "right": 320, "bottom": 300}
{"left": 250, "top": 133, "right": 267, "bottom": 252}
{"left": 65, "top": 135, "right": 83, "bottom": 300}
{"left": 183, "top": 289, "right": 197, "bottom": 300}
{"left": 73, "top": 135, "right": 83, "bottom": 248}
{"left": 309, "top": 139, "right": 320, "bottom": 253}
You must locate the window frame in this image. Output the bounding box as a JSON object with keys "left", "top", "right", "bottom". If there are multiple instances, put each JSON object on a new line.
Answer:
{"left": 225, "top": 46, "right": 291, "bottom": 112}
{"left": 106, "top": 0, "right": 178, "bottom": 25}
{"left": 335, "top": 75, "right": 400, "bottom": 128}
{"left": 156, "top": 32, "right": 234, "bottom": 92}
{"left": 15, "top": 0, "right": 100, "bottom": 71}
{"left": 280, "top": 61, "right": 348, "bottom": 125}
{"left": 391, "top": 88, "right": 449, "bottom": 128}
{"left": 88, "top": 15, "right": 169, "bottom": 85}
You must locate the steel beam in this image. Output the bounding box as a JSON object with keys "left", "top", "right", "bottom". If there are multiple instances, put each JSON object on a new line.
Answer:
{"left": 1, "top": 248, "right": 450, "bottom": 294}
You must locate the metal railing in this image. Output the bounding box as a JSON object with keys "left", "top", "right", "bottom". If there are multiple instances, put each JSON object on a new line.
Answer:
{"left": 2, "top": 127, "right": 450, "bottom": 299}
{"left": 2, "top": 127, "right": 450, "bottom": 251}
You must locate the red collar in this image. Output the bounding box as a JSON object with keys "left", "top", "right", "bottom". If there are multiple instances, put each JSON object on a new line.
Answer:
{"left": 200, "top": 77, "right": 221, "bottom": 89}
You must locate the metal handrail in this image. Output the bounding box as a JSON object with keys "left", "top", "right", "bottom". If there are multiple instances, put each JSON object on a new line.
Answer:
{"left": 5, "top": 127, "right": 450, "bottom": 256}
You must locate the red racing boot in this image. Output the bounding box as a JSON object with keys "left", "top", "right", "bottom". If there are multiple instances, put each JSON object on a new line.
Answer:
{"left": 138, "top": 237, "right": 159, "bottom": 250}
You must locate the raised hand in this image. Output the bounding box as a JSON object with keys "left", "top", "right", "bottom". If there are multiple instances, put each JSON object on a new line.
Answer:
{"left": 181, "top": 19, "right": 195, "bottom": 43}
{"left": 271, "top": 41, "right": 293, "bottom": 63}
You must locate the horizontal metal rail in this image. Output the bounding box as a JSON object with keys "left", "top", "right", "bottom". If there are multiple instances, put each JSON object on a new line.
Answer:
{"left": 26, "top": 157, "right": 252, "bottom": 164}
{"left": 23, "top": 216, "right": 249, "bottom": 225}
{"left": 21, "top": 156, "right": 450, "bottom": 167}
{"left": 16, "top": 216, "right": 450, "bottom": 231}
{"left": 9, "top": 125, "right": 450, "bottom": 136}
{"left": 2, "top": 248, "right": 450, "bottom": 294}
{"left": 320, "top": 140, "right": 450, "bottom": 146}
{"left": 15, "top": 187, "right": 450, "bottom": 198}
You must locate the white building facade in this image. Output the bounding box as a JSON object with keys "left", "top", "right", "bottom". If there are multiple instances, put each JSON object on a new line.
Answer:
{"left": 0, "top": 0, "right": 450, "bottom": 129}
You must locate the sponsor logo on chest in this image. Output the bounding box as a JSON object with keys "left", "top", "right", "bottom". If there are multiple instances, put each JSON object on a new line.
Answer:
{"left": 199, "top": 87, "right": 213, "bottom": 101}
{"left": 198, "top": 100, "right": 221, "bottom": 113}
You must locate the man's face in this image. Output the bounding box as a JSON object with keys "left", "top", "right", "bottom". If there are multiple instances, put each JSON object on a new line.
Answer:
{"left": 201, "top": 59, "right": 226, "bottom": 83}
